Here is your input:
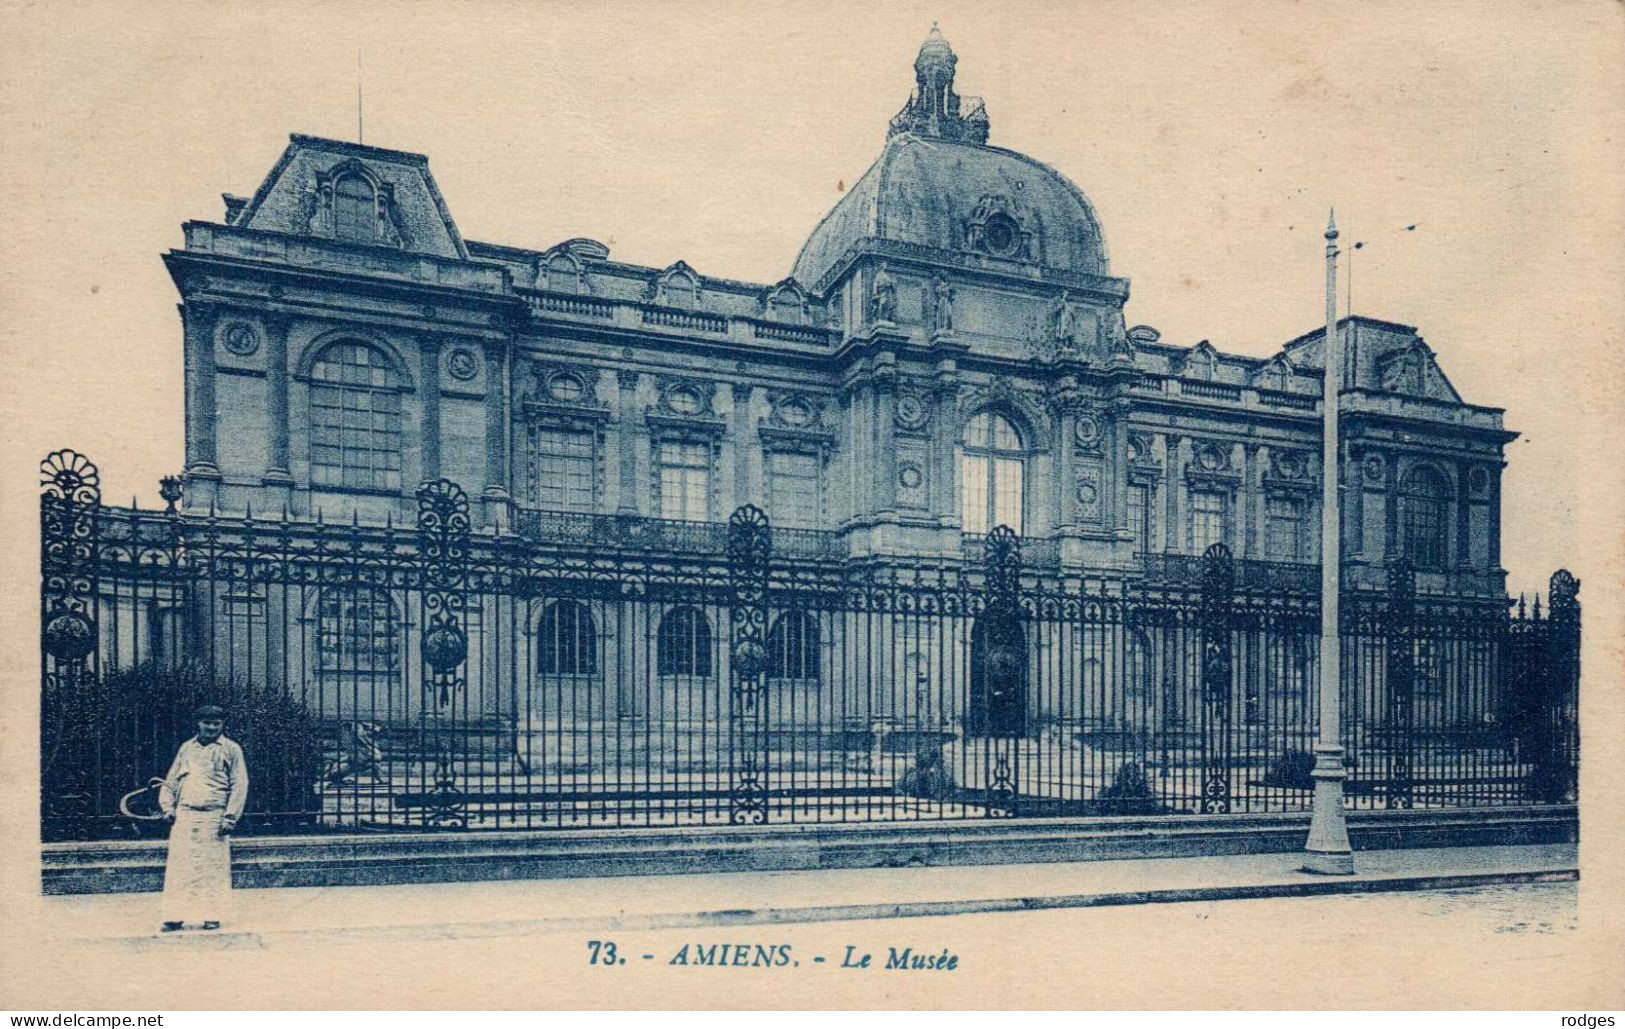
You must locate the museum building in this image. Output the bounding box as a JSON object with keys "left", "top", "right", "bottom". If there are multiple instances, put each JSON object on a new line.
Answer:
{"left": 166, "top": 26, "right": 1513, "bottom": 599}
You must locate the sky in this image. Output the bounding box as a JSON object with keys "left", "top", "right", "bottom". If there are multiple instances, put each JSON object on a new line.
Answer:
{"left": 1, "top": 0, "right": 1621, "bottom": 599}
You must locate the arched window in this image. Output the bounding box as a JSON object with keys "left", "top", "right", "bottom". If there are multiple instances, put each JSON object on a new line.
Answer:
{"left": 309, "top": 341, "right": 403, "bottom": 491}
{"left": 333, "top": 173, "right": 377, "bottom": 244}
{"left": 315, "top": 587, "right": 401, "bottom": 678}
{"left": 537, "top": 600, "right": 598, "bottom": 676}
{"left": 960, "top": 411, "right": 1025, "bottom": 534}
{"left": 657, "top": 606, "right": 713, "bottom": 677}
{"left": 766, "top": 612, "right": 820, "bottom": 680}
{"left": 1399, "top": 466, "right": 1449, "bottom": 569}
{"left": 545, "top": 253, "right": 582, "bottom": 294}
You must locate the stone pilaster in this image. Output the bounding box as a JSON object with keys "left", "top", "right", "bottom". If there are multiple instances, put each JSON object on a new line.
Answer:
{"left": 931, "top": 375, "right": 960, "bottom": 525}
{"left": 1243, "top": 443, "right": 1260, "bottom": 559}
{"left": 419, "top": 335, "right": 443, "bottom": 483}
{"left": 1103, "top": 407, "right": 1122, "bottom": 532}
{"left": 1162, "top": 433, "right": 1181, "bottom": 552}
{"left": 1054, "top": 403, "right": 1077, "bottom": 529}
{"left": 1455, "top": 457, "right": 1472, "bottom": 564}
{"left": 263, "top": 311, "right": 294, "bottom": 485}
{"left": 852, "top": 379, "right": 875, "bottom": 517}
{"left": 617, "top": 370, "right": 641, "bottom": 515}
{"left": 182, "top": 300, "right": 221, "bottom": 478}
{"left": 481, "top": 342, "right": 511, "bottom": 529}
{"left": 731, "top": 382, "right": 754, "bottom": 512}
{"left": 1488, "top": 463, "right": 1502, "bottom": 568}
{"left": 875, "top": 369, "right": 898, "bottom": 514}
{"left": 1383, "top": 451, "right": 1398, "bottom": 561}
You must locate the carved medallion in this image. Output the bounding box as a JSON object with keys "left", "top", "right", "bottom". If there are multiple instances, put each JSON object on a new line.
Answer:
{"left": 899, "top": 463, "right": 925, "bottom": 490}
{"left": 895, "top": 393, "right": 928, "bottom": 430}
{"left": 1128, "top": 433, "right": 1154, "bottom": 465}
{"left": 1364, "top": 454, "right": 1385, "bottom": 483}
{"left": 1074, "top": 413, "right": 1102, "bottom": 447}
{"left": 1273, "top": 451, "right": 1306, "bottom": 480}
{"left": 447, "top": 347, "right": 479, "bottom": 381}
{"left": 1075, "top": 477, "right": 1099, "bottom": 509}
{"left": 1196, "top": 443, "right": 1228, "bottom": 472}
{"left": 221, "top": 323, "right": 260, "bottom": 357}
{"left": 777, "top": 398, "right": 813, "bottom": 427}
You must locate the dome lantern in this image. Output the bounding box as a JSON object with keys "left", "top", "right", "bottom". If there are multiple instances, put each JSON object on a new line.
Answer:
{"left": 889, "top": 23, "right": 988, "bottom": 145}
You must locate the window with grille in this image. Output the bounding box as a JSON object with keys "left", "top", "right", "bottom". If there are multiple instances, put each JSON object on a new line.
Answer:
{"left": 1400, "top": 467, "right": 1449, "bottom": 569}
{"left": 537, "top": 599, "right": 597, "bottom": 676}
{"left": 333, "top": 174, "right": 376, "bottom": 243}
{"left": 767, "top": 612, "right": 820, "bottom": 680}
{"left": 1266, "top": 496, "right": 1305, "bottom": 562}
{"left": 657, "top": 605, "right": 712, "bottom": 677}
{"left": 315, "top": 588, "right": 400, "bottom": 676}
{"left": 767, "top": 452, "right": 820, "bottom": 529}
{"left": 309, "top": 342, "right": 402, "bottom": 491}
{"left": 960, "top": 411, "right": 1024, "bottom": 535}
{"left": 657, "top": 440, "right": 711, "bottom": 522}
{"left": 1128, "top": 484, "right": 1155, "bottom": 551}
{"left": 1190, "top": 489, "right": 1228, "bottom": 554}
{"left": 530, "top": 427, "right": 596, "bottom": 512}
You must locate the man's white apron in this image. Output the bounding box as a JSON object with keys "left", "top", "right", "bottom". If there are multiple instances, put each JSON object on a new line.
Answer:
{"left": 161, "top": 807, "right": 233, "bottom": 924}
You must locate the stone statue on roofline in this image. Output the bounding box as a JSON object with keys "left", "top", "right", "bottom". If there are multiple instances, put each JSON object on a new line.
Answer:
{"left": 870, "top": 263, "right": 898, "bottom": 324}
{"left": 929, "top": 274, "right": 955, "bottom": 336}
{"left": 1048, "top": 292, "right": 1079, "bottom": 352}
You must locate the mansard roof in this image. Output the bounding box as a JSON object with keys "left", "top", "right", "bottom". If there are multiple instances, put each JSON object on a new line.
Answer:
{"left": 230, "top": 134, "right": 469, "bottom": 259}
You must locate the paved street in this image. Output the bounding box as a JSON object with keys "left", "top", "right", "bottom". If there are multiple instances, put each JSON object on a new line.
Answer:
{"left": 18, "top": 881, "right": 1618, "bottom": 1009}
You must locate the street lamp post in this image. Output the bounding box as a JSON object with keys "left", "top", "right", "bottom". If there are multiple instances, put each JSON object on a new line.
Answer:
{"left": 1303, "top": 209, "right": 1356, "bottom": 875}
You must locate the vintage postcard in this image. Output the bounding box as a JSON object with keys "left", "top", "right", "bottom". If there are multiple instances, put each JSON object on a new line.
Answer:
{"left": 1, "top": 0, "right": 1621, "bottom": 1013}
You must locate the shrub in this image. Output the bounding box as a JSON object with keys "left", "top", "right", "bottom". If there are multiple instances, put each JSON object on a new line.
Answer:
{"left": 1261, "top": 749, "right": 1317, "bottom": 790}
{"left": 894, "top": 741, "right": 957, "bottom": 801}
{"left": 1096, "top": 760, "right": 1163, "bottom": 815}
{"left": 41, "top": 661, "right": 324, "bottom": 840}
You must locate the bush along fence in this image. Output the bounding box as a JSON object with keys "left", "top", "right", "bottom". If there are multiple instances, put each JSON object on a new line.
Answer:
{"left": 40, "top": 450, "right": 1580, "bottom": 841}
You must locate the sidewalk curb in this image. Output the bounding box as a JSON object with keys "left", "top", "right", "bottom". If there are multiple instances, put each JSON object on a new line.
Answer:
{"left": 69, "top": 866, "right": 1577, "bottom": 950}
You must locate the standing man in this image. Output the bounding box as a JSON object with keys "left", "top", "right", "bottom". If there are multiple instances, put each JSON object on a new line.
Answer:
{"left": 158, "top": 703, "right": 249, "bottom": 932}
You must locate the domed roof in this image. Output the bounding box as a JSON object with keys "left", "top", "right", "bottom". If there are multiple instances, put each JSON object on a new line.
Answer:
{"left": 791, "top": 28, "right": 1110, "bottom": 292}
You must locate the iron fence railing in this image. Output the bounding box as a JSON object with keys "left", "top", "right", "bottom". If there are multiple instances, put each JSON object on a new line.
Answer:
{"left": 40, "top": 450, "right": 1579, "bottom": 841}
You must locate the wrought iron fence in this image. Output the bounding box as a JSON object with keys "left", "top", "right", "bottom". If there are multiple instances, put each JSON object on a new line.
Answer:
{"left": 40, "top": 450, "right": 1580, "bottom": 841}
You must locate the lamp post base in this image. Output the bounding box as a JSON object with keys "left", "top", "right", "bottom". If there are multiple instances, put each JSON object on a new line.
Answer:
{"left": 1301, "top": 743, "right": 1355, "bottom": 875}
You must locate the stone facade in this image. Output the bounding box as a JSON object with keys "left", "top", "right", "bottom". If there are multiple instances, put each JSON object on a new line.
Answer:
{"left": 165, "top": 29, "right": 1513, "bottom": 596}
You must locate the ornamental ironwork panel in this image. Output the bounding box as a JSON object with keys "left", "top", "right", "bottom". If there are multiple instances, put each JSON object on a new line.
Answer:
{"left": 726, "top": 505, "right": 772, "bottom": 824}
{"left": 1198, "top": 543, "right": 1234, "bottom": 814}
{"left": 40, "top": 450, "right": 102, "bottom": 841}
{"left": 1384, "top": 558, "right": 1417, "bottom": 809}
{"left": 978, "top": 524, "right": 1024, "bottom": 816}
{"left": 417, "top": 479, "right": 470, "bottom": 829}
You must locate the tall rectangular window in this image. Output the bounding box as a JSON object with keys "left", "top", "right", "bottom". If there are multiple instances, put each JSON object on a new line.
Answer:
{"left": 1265, "top": 496, "right": 1306, "bottom": 562}
{"left": 960, "top": 455, "right": 989, "bottom": 534}
{"left": 309, "top": 342, "right": 402, "bottom": 491}
{"left": 1190, "top": 489, "right": 1228, "bottom": 554}
{"left": 992, "top": 459, "right": 1023, "bottom": 533}
{"left": 961, "top": 412, "right": 1026, "bottom": 535}
{"left": 530, "top": 427, "right": 596, "bottom": 512}
{"left": 767, "top": 451, "right": 821, "bottom": 529}
{"left": 657, "top": 440, "right": 711, "bottom": 522}
{"left": 1128, "top": 484, "right": 1155, "bottom": 552}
